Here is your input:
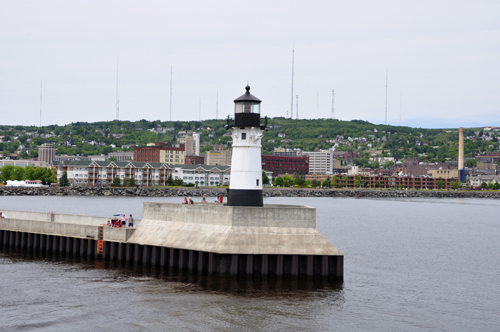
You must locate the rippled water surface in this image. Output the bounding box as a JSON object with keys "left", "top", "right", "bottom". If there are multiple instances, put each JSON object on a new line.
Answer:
{"left": 1, "top": 196, "right": 499, "bottom": 331}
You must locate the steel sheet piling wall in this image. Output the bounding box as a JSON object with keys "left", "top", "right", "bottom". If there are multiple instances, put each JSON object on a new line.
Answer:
{"left": 0, "top": 231, "right": 343, "bottom": 280}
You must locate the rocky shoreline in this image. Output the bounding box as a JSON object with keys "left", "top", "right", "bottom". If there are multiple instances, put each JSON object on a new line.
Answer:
{"left": 1, "top": 186, "right": 499, "bottom": 199}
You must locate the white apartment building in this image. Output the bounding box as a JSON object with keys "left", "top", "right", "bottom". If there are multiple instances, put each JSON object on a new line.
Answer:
{"left": 53, "top": 160, "right": 231, "bottom": 187}
{"left": 301, "top": 149, "right": 337, "bottom": 174}
{"left": 172, "top": 164, "right": 231, "bottom": 186}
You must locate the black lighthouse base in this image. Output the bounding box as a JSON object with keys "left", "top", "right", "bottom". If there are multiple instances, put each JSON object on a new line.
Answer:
{"left": 227, "top": 189, "right": 263, "bottom": 207}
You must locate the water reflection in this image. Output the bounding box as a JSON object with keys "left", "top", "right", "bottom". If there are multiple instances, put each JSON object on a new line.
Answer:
{"left": 1, "top": 248, "right": 344, "bottom": 299}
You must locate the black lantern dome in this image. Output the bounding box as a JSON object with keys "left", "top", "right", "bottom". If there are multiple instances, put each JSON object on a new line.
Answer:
{"left": 233, "top": 85, "right": 262, "bottom": 127}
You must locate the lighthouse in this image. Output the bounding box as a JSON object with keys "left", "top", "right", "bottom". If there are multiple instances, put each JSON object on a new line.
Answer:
{"left": 225, "top": 85, "right": 267, "bottom": 207}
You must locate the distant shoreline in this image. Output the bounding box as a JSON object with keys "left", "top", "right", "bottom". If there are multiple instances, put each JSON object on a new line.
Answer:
{"left": 1, "top": 186, "right": 499, "bottom": 199}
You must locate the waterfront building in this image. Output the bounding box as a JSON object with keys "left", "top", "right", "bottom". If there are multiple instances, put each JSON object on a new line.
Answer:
{"left": 469, "top": 174, "right": 500, "bottom": 187}
{"left": 171, "top": 164, "right": 231, "bottom": 186}
{"left": 52, "top": 160, "right": 231, "bottom": 187}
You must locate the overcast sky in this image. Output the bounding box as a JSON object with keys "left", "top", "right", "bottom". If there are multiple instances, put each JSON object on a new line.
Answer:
{"left": 1, "top": 0, "right": 499, "bottom": 128}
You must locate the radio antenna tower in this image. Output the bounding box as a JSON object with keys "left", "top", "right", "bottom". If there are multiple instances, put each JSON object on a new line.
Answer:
{"left": 216, "top": 92, "right": 219, "bottom": 120}
{"left": 115, "top": 57, "right": 119, "bottom": 120}
{"left": 317, "top": 93, "right": 319, "bottom": 118}
{"left": 331, "top": 89, "right": 335, "bottom": 119}
{"left": 169, "top": 66, "right": 173, "bottom": 121}
{"left": 39, "top": 80, "right": 42, "bottom": 127}
{"left": 296, "top": 95, "right": 299, "bottom": 119}
{"left": 385, "top": 69, "right": 388, "bottom": 125}
{"left": 290, "top": 47, "right": 294, "bottom": 119}
{"left": 199, "top": 98, "right": 201, "bottom": 121}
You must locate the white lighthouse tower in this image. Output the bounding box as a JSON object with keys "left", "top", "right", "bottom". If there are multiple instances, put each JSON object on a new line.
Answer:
{"left": 225, "top": 85, "right": 267, "bottom": 206}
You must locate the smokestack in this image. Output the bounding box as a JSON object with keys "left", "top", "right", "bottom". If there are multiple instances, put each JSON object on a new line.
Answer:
{"left": 458, "top": 127, "right": 464, "bottom": 170}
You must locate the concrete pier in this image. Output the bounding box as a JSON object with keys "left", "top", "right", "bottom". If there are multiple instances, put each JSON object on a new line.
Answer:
{"left": 0, "top": 203, "right": 343, "bottom": 280}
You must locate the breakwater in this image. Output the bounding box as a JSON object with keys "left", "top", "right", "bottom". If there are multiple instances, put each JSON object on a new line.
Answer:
{"left": 1, "top": 186, "right": 499, "bottom": 199}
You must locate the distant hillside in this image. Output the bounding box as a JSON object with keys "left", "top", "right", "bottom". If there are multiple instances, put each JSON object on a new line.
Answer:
{"left": 0, "top": 119, "right": 498, "bottom": 165}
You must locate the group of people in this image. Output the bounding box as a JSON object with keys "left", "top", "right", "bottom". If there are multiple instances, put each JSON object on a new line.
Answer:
{"left": 183, "top": 195, "right": 224, "bottom": 204}
{"left": 107, "top": 214, "right": 134, "bottom": 228}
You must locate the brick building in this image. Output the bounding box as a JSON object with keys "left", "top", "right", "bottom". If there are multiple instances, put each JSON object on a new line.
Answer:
{"left": 261, "top": 154, "right": 309, "bottom": 177}
{"left": 133, "top": 143, "right": 185, "bottom": 164}
{"left": 185, "top": 155, "right": 206, "bottom": 165}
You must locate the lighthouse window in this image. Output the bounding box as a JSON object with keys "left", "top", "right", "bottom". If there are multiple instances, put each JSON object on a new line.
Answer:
{"left": 241, "top": 133, "right": 246, "bottom": 140}
{"left": 256, "top": 179, "right": 259, "bottom": 186}
{"left": 244, "top": 104, "right": 251, "bottom": 113}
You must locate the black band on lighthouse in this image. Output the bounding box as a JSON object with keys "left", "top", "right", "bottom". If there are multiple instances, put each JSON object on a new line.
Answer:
{"left": 227, "top": 189, "right": 263, "bottom": 207}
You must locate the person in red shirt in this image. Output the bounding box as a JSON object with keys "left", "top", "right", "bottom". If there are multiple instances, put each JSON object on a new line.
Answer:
{"left": 219, "top": 195, "right": 223, "bottom": 204}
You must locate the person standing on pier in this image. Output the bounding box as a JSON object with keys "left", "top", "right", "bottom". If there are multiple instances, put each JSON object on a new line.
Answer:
{"left": 128, "top": 214, "right": 134, "bottom": 228}
{"left": 121, "top": 214, "right": 126, "bottom": 227}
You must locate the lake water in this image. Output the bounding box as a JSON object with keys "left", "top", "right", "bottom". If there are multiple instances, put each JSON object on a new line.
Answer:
{"left": 0, "top": 196, "right": 499, "bottom": 331}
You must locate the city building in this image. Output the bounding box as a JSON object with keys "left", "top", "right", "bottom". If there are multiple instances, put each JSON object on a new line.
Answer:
{"left": 0, "top": 159, "right": 49, "bottom": 168}
{"left": 261, "top": 154, "right": 309, "bottom": 177}
{"left": 301, "top": 149, "right": 341, "bottom": 174}
{"left": 133, "top": 143, "right": 185, "bottom": 164}
{"left": 184, "top": 133, "right": 200, "bottom": 156}
{"left": 38, "top": 143, "right": 56, "bottom": 164}
{"left": 469, "top": 174, "right": 500, "bottom": 187}
{"left": 206, "top": 145, "right": 231, "bottom": 166}
{"left": 427, "top": 169, "right": 459, "bottom": 179}
{"left": 184, "top": 155, "right": 205, "bottom": 165}
{"left": 273, "top": 147, "right": 298, "bottom": 156}
{"left": 55, "top": 155, "right": 91, "bottom": 162}
{"left": 475, "top": 152, "right": 500, "bottom": 164}
{"left": 108, "top": 151, "right": 134, "bottom": 161}
{"left": 392, "top": 161, "right": 455, "bottom": 177}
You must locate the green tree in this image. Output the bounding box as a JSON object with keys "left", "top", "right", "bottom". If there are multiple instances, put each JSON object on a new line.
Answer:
{"left": 436, "top": 180, "right": 444, "bottom": 189}
{"left": 398, "top": 184, "right": 403, "bottom": 190}
{"left": 283, "top": 174, "right": 293, "bottom": 187}
{"left": 450, "top": 181, "right": 459, "bottom": 190}
{"left": 383, "top": 161, "right": 394, "bottom": 168}
{"left": 375, "top": 181, "right": 380, "bottom": 188}
{"left": 466, "top": 159, "right": 477, "bottom": 168}
{"left": 167, "top": 173, "right": 174, "bottom": 186}
{"left": 294, "top": 174, "right": 304, "bottom": 186}
{"left": 371, "top": 160, "right": 380, "bottom": 169}
{"left": 331, "top": 176, "right": 338, "bottom": 187}
{"left": 322, "top": 176, "right": 331, "bottom": 188}
{"left": 0, "top": 165, "right": 15, "bottom": 182}
{"left": 311, "top": 179, "right": 321, "bottom": 187}
{"left": 128, "top": 177, "right": 136, "bottom": 186}
{"left": 24, "top": 166, "right": 36, "bottom": 180}
{"left": 480, "top": 182, "right": 487, "bottom": 189}
{"left": 59, "top": 171, "right": 70, "bottom": 186}
{"left": 354, "top": 176, "right": 361, "bottom": 188}
{"left": 112, "top": 177, "right": 121, "bottom": 186}
{"left": 262, "top": 171, "right": 270, "bottom": 185}
{"left": 274, "top": 176, "right": 284, "bottom": 186}
{"left": 12, "top": 166, "right": 26, "bottom": 180}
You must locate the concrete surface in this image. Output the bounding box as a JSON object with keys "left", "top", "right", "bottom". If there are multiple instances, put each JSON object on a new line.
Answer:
{"left": 128, "top": 203, "right": 341, "bottom": 255}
